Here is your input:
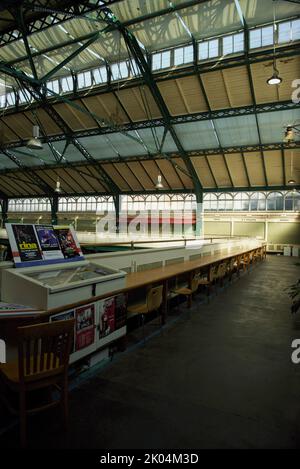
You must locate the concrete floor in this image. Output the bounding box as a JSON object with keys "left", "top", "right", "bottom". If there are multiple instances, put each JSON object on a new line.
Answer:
{"left": 1, "top": 255, "right": 300, "bottom": 449}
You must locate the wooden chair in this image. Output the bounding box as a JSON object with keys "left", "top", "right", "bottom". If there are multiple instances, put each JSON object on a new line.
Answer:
{"left": 215, "top": 262, "right": 228, "bottom": 287}
{"left": 127, "top": 285, "right": 163, "bottom": 343}
{"left": 197, "top": 265, "right": 218, "bottom": 301}
{"left": 227, "top": 257, "right": 237, "bottom": 282}
{"left": 0, "top": 319, "right": 74, "bottom": 448}
{"left": 171, "top": 275, "right": 199, "bottom": 308}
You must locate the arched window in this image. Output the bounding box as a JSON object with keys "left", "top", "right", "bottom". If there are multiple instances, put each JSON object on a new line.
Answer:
{"left": 285, "top": 190, "right": 300, "bottom": 211}
{"left": 218, "top": 193, "right": 233, "bottom": 211}
{"left": 233, "top": 192, "right": 250, "bottom": 211}
{"left": 250, "top": 192, "right": 266, "bottom": 211}
{"left": 203, "top": 193, "right": 217, "bottom": 211}
{"left": 267, "top": 192, "right": 284, "bottom": 211}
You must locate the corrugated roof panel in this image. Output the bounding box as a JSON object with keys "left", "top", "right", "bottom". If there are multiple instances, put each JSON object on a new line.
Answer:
{"left": 116, "top": 86, "right": 161, "bottom": 122}
{"left": 83, "top": 93, "right": 130, "bottom": 125}
{"left": 159, "top": 76, "right": 209, "bottom": 115}
{"left": 175, "top": 76, "right": 209, "bottom": 113}
{"left": 243, "top": 152, "right": 266, "bottom": 186}
{"left": 53, "top": 102, "right": 97, "bottom": 131}
{"left": 25, "top": 108, "right": 61, "bottom": 136}
{"left": 1, "top": 114, "right": 33, "bottom": 139}
{"left": 190, "top": 156, "right": 216, "bottom": 188}
{"left": 0, "top": 176, "right": 15, "bottom": 196}
{"left": 225, "top": 153, "right": 249, "bottom": 187}
{"left": 0, "top": 120, "right": 19, "bottom": 143}
{"left": 214, "top": 115, "right": 259, "bottom": 146}
{"left": 156, "top": 159, "right": 185, "bottom": 189}
{"left": 126, "top": 161, "right": 154, "bottom": 190}
{"left": 179, "top": 0, "right": 241, "bottom": 40}
{"left": 112, "top": 162, "right": 144, "bottom": 191}
{"left": 139, "top": 160, "right": 167, "bottom": 189}
{"left": 110, "top": 0, "right": 170, "bottom": 22}
{"left": 158, "top": 81, "right": 190, "bottom": 116}
{"left": 174, "top": 121, "right": 219, "bottom": 150}
{"left": 0, "top": 41, "right": 27, "bottom": 62}
{"left": 201, "top": 70, "right": 231, "bottom": 110}
{"left": 222, "top": 67, "right": 253, "bottom": 107}
{"left": 129, "top": 12, "right": 190, "bottom": 51}
{"left": 101, "top": 163, "right": 131, "bottom": 191}
{"left": 207, "top": 154, "right": 232, "bottom": 187}
{"left": 58, "top": 168, "right": 88, "bottom": 194}
{"left": 264, "top": 150, "right": 284, "bottom": 186}
{"left": 278, "top": 57, "right": 300, "bottom": 102}
{"left": 257, "top": 109, "right": 300, "bottom": 144}
{"left": 73, "top": 166, "right": 107, "bottom": 193}
{"left": 240, "top": 0, "right": 300, "bottom": 26}
{"left": 172, "top": 158, "right": 193, "bottom": 189}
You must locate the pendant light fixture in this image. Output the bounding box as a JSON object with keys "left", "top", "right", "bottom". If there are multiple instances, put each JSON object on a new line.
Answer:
{"left": 55, "top": 177, "right": 62, "bottom": 193}
{"left": 283, "top": 126, "right": 294, "bottom": 143}
{"left": 288, "top": 150, "right": 296, "bottom": 185}
{"left": 267, "top": 1, "right": 282, "bottom": 86}
{"left": 27, "top": 125, "right": 43, "bottom": 150}
{"left": 155, "top": 174, "right": 164, "bottom": 190}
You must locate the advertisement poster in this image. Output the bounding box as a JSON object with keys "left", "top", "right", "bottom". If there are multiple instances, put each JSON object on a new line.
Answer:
{"left": 99, "top": 297, "right": 115, "bottom": 338}
{"left": 6, "top": 223, "right": 84, "bottom": 267}
{"left": 75, "top": 304, "right": 95, "bottom": 351}
{"left": 35, "top": 225, "right": 64, "bottom": 261}
{"left": 11, "top": 224, "right": 42, "bottom": 263}
{"left": 115, "top": 294, "right": 127, "bottom": 330}
{"left": 54, "top": 226, "right": 84, "bottom": 260}
{"left": 50, "top": 310, "right": 75, "bottom": 353}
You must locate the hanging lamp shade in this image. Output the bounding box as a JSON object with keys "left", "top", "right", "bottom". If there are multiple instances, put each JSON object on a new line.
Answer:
{"left": 155, "top": 174, "right": 164, "bottom": 190}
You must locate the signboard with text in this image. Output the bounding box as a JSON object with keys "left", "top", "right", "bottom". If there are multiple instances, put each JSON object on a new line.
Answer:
{"left": 6, "top": 223, "right": 84, "bottom": 268}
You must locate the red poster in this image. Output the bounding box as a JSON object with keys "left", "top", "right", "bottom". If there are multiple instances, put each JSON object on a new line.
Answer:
{"left": 75, "top": 304, "right": 95, "bottom": 351}
{"left": 99, "top": 297, "right": 115, "bottom": 338}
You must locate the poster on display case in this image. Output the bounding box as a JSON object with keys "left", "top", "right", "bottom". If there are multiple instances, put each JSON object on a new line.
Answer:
{"left": 99, "top": 297, "right": 115, "bottom": 338}
{"left": 9, "top": 224, "right": 42, "bottom": 264}
{"left": 53, "top": 226, "right": 84, "bottom": 260}
{"left": 75, "top": 303, "right": 95, "bottom": 351}
{"left": 35, "top": 225, "right": 64, "bottom": 261}
{"left": 5, "top": 223, "right": 84, "bottom": 267}
{"left": 115, "top": 293, "right": 127, "bottom": 330}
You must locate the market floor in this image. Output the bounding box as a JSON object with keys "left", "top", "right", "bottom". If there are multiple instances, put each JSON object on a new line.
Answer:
{"left": 1, "top": 255, "right": 300, "bottom": 449}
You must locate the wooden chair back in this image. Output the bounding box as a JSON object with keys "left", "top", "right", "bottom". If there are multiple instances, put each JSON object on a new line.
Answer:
{"left": 146, "top": 285, "right": 163, "bottom": 312}
{"left": 191, "top": 276, "right": 199, "bottom": 293}
{"left": 17, "top": 319, "right": 75, "bottom": 384}
{"left": 208, "top": 265, "right": 217, "bottom": 281}
{"left": 216, "top": 263, "right": 227, "bottom": 278}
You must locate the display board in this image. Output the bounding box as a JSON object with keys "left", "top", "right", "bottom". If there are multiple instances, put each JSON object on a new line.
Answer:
{"left": 6, "top": 223, "right": 84, "bottom": 267}
{"left": 49, "top": 294, "right": 127, "bottom": 363}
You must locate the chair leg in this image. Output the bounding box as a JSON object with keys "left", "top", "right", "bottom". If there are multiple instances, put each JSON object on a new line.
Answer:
{"left": 141, "top": 314, "right": 145, "bottom": 345}
{"left": 19, "top": 390, "right": 27, "bottom": 449}
{"left": 61, "top": 377, "right": 69, "bottom": 431}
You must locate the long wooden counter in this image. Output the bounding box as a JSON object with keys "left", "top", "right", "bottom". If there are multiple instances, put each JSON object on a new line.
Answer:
{"left": 0, "top": 243, "right": 266, "bottom": 361}
{"left": 42, "top": 243, "right": 266, "bottom": 319}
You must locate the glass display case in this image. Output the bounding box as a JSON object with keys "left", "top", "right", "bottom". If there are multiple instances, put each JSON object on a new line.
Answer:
{"left": 1, "top": 260, "right": 126, "bottom": 310}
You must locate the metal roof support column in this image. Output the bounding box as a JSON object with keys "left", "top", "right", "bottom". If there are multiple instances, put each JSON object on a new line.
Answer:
{"left": 1, "top": 197, "right": 8, "bottom": 228}
{"left": 50, "top": 194, "right": 59, "bottom": 226}
{"left": 113, "top": 194, "right": 120, "bottom": 234}
{"left": 195, "top": 189, "right": 203, "bottom": 238}
{"left": 101, "top": 11, "right": 203, "bottom": 197}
